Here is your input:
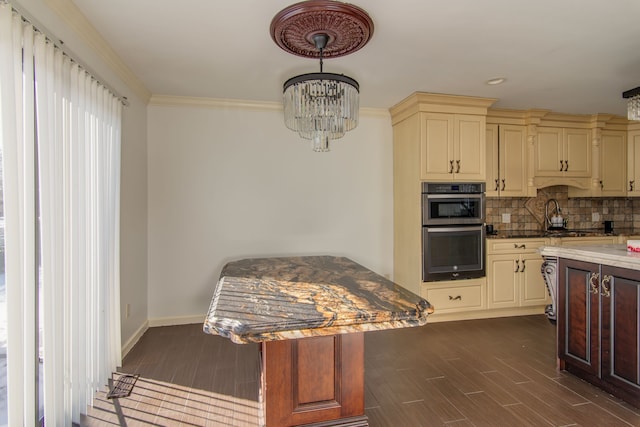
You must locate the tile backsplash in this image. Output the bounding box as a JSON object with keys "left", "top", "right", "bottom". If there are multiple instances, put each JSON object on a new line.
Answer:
{"left": 486, "top": 186, "right": 640, "bottom": 233}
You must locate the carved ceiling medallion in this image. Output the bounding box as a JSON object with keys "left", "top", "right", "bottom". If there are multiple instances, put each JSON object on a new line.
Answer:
{"left": 270, "top": 0, "right": 374, "bottom": 59}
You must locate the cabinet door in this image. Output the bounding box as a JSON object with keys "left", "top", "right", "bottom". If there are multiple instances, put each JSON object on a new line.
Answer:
{"left": 558, "top": 259, "right": 600, "bottom": 377}
{"left": 485, "top": 124, "right": 499, "bottom": 196}
{"left": 421, "top": 113, "right": 454, "bottom": 180}
{"left": 454, "top": 114, "right": 485, "bottom": 181}
{"left": 600, "top": 131, "right": 627, "bottom": 196}
{"left": 534, "top": 127, "right": 564, "bottom": 177}
{"left": 487, "top": 254, "right": 519, "bottom": 308}
{"left": 520, "top": 253, "right": 550, "bottom": 306}
{"left": 627, "top": 130, "right": 640, "bottom": 196}
{"left": 600, "top": 265, "right": 640, "bottom": 407}
{"left": 499, "top": 125, "right": 527, "bottom": 197}
{"left": 564, "top": 128, "right": 591, "bottom": 177}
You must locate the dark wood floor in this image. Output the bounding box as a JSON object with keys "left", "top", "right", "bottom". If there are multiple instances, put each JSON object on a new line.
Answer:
{"left": 81, "top": 315, "right": 640, "bottom": 426}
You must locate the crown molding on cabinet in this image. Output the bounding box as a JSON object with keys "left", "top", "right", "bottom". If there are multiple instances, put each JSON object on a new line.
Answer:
{"left": 389, "top": 92, "right": 497, "bottom": 125}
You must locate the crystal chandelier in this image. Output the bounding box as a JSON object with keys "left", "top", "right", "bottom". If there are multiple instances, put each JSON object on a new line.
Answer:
{"left": 623, "top": 86, "right": 640, "bottom": 121}
{"left": 271, "top": 0, "right": 374, "bottom": 152}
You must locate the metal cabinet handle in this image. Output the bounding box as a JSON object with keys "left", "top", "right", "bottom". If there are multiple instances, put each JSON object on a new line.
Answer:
{"left": 513, "top": 244, "right": 526, "bottom": 249}
{"left": 449, "top": 295, "right": 462, "bottom": 301}
{"left": 589, "top": 272, "right": 600, "bottom": 295}
{"left": 601, "top": 275, "right": 612, "bottom": 298}
{"left": 494, "top": 179, "right": 499, "bottom": 191}
{"left": 514, "top": 259, "right": 520, "bottom": 273}
{"left": 501, "top": 178, "right": 505, "bottom": 191}
{"left": 559, "top": 160, "right": 563, "bottom": 171}
{"left": 564, "top": 160, "right": 569, "bottom": 171}
{"left": 521, "top": 259, "right": 526, "bottom": 272}
{"left": 600, "top": 180, "right": 604, "bottom": 189}
{"left": 449, "top": 160, "right": 454, "bottom": 173}
{"left": 630, "top": 180, "right": 635, "bottom": 192}
{"left": 456, "top": 159, "right": 461, "bottom": 173}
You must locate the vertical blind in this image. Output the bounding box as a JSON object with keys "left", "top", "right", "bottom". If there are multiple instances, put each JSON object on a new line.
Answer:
{"left": 0, "top": 2, "right": 122, "bottom": 425}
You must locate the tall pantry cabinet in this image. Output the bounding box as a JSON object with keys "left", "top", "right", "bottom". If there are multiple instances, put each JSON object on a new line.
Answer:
{"left": 389, "top": 93, "right": 495, "bottom": 298}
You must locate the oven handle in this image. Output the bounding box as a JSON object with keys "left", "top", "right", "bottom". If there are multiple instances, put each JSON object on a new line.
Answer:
{"left": 423, "top": 193, "right": 485, "bottom": 199}
{"left": 423, "top": 225, "right": 485, "bottom": 233}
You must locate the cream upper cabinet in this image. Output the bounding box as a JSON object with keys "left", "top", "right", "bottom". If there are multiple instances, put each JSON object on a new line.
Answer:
{"left": 421, "top": 112, "right": 485, "bottom": 181}
{"left": 486, "top": 124, "right": 527, "bottom": 197}
{"left": 534, "top": 127, "right": 591, "bottom": 178}
{"left": 628, "top": 130, "right": 640, "bottom": 196}
{"left": 599, "top": 130, "right": 627, "bottom": 197}
{"left": 486, "top": 124, "right": 499, "bottom": 196}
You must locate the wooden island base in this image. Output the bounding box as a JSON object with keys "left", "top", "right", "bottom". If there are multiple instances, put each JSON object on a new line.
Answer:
{"left": 204, "top": 256, "right": 432, "bottom": 425}
{"left": 261, "top": 333, "right": 368, "bottom": 427}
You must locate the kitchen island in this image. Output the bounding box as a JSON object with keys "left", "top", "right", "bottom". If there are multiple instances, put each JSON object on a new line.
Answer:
{"left": 203, "top": 255, "right": 433, "bottom": 427}
{"left": 539, "top": 244, "right": 640, "bottom": 408}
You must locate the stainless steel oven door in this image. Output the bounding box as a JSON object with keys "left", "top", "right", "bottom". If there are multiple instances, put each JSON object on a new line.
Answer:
{"left": 422, "top": 224, "right": 485, "bottom": 282}
{"left": 422, "top": 193, "right": 485, "bottom": 226}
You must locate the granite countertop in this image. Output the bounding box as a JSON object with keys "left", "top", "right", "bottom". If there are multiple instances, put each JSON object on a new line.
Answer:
{"left": 539, "top": 243, "right": 640, "bottom": 271}
{"left": 203, "top": 255, "right": 433, "bottom": 344}
{"left": 486, "top": 228, "right": 635, "bottom": 239}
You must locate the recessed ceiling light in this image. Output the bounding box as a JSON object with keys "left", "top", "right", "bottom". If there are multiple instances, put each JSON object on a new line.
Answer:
{"left": 486, "top": 77, "right": 506, "bottom": 85}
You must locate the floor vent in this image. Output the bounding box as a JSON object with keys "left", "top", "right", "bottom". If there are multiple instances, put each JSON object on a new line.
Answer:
{"left": 107, "top": 373, "right": 140, "bottom": 399}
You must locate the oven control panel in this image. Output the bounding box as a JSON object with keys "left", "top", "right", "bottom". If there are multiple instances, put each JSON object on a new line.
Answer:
{"left": 422, "top": 182, "right": 485, "bottom": 194}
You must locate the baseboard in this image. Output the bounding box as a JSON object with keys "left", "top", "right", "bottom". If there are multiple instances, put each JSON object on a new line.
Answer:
{"left": 426, "top": 306, "right": 548, "bottom": 323}
{"left": 121, "top": 320, "right": 149, "bottom": 358}
{"left": 147, "top": 314, "right": 205, "bottom": 328}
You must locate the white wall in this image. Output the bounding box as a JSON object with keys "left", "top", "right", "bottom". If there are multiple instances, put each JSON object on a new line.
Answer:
{"left": 119, "top": 99, "right": 149, "bottom": 344}
{"left": 147, "top": 100, "right": 393, "bottom": 321}
{"left": 14, "top": 0, "right": 149, "bottom": 349}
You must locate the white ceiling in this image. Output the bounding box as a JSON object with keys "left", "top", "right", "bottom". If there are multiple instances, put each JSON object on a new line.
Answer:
{"left": 72, "top": 0, "right": 640, "bottom": 116}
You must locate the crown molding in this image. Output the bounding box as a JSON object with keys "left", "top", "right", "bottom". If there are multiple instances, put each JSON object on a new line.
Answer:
{"left": 150, "top": 95, "right": 283, "bottom": 111}
{"left": 43, "top": 0, "right": 151, "bottom": 103}
{"left": 149, "top": 94, "right": 389, "bottom": 118}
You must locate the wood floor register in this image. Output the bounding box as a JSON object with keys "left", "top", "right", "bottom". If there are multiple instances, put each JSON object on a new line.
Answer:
{"left": 203, "top": 255, "right": 433, "bottom": 427}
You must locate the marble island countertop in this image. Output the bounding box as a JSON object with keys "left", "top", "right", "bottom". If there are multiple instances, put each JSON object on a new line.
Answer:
{"left": 539, "top": 243, "right": 640, "bottom": 270}
{"left": 203, "top": 255, "right": 433, "bottom": 344}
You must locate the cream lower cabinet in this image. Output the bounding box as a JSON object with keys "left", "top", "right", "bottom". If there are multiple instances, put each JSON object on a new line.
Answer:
{"left": 487, "top": 239, "right": 550, "bottom": 309}
{"left": 557, "top": 236, "right": 617, "bottom": 246}
{"left": 422, "top": 278, "right": 485, "bottom": 312}
{"left": 422, "top": 277, "right": 486, "bottom": 322}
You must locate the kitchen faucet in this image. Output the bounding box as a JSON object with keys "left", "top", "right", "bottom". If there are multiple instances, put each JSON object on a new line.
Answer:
{"left": 545, "top": 198, "right": 562, "bottom": 228}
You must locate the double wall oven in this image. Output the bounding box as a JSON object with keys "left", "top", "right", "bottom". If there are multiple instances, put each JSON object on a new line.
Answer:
{"left": 422, "top": 182, "right": 486, "bottom": 282}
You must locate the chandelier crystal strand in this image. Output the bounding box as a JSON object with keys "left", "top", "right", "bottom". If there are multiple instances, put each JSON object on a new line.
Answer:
{"left": 283, "top": 74, "right": 359, "bottom": 152}
{"left": 630, "top": 94, "right": 640, "bottom": 121}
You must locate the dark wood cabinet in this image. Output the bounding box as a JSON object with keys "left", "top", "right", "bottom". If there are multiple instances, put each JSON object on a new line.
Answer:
{"left": 558, "top": 259, "right": 640, "bottom": 408}
{"left": 261, "top": 333, "right": 368, "bottom": 427}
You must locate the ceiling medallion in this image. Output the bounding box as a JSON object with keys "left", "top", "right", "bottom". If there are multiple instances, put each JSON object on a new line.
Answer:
{"left": 270, "top": 0, "right": 374, "bottom": 152}
{"left": 270, "top": 0, "right": 374, "bottom": 59}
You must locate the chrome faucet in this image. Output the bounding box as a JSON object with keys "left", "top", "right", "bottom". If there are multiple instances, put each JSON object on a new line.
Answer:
{"left": 545, "top": 198, "right": 561, "bottom": 228}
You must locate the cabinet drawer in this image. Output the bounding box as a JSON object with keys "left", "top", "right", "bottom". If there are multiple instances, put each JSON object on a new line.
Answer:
{"left": 425, "top": 282, "right": 484, "bottom": 312}
{"left": 487, "top": 238, "right": 548, "bottom": 254}
{"left": 560, "top": 236, "right": 617, "bottom": 246}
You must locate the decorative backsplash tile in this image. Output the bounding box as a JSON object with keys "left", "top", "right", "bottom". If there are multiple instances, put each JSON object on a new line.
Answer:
{"left": 486, "top": 186, "right": 639, "bottom": 233}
